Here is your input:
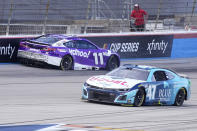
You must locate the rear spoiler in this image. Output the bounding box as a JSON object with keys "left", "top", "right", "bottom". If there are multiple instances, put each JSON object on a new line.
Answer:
{"left": 25, "top": 40, "right": 50, "bottom": 46}
{"left": 21, "top": 38, "right": 32, "bottom": 42}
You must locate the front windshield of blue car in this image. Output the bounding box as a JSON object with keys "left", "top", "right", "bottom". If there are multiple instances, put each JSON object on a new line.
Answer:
{"left": 107, "top": 67, "right": 149, "bottom": 81}
{"left": 31, "top": 36, "right": 61, "bottom": 44}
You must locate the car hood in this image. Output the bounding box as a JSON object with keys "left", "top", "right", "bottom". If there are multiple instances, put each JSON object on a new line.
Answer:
{"left": 86, "top": 75, "right": 145, "bottom": 89}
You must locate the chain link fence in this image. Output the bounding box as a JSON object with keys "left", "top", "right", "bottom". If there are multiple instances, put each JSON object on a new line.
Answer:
{"left": 0, "top": 0, "right": 197, "bottom": 36}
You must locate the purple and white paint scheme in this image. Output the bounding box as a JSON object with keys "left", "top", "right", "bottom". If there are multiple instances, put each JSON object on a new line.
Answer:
{"left": 17, "top": 34, "right": 120, "bottom": 70}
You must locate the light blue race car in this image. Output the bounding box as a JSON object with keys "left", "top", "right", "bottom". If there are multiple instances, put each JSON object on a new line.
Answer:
{"left": 82, "top": 64, "right": 191, "bottom": 106}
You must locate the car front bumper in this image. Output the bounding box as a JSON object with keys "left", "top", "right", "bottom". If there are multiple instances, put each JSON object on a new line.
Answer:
{"left": 82, "top": 85, "right": 137, "bottom": 105}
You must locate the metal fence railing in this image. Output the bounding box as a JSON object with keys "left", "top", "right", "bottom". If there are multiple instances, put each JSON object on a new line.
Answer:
{"left": 0, "top": 0, "right": 197, "bottom": 36}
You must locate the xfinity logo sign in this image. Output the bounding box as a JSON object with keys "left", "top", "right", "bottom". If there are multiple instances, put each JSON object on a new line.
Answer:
{"left": 147, "top": 39, "right": 168, "bottom": 54}
{"left": 0, "top": 44, "right": 16, "bottom": 59}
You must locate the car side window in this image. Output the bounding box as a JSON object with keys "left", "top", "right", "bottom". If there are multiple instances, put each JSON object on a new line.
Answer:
{"left": 75, "top": 40, "right": 87, "bottom": 49}
{"left": 165, "top": 71, "right": 175, "bottom": 80}
{"left": 153, "top": 71, "right": 168, "bottom": 81}
{"left": 75, "top": 40, "right": 97, "bottom": 49}
{"left": 63, "top": 41, "right": 76, "bottom": 48}
{"left": 88, "top": 42, "right": 97, "bottom": 49}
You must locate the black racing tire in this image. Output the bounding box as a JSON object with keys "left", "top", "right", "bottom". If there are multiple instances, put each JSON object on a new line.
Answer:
{"left": 19, "top": 58, "right": 33, "bottom": 66}
{"left": 60, "top": 55, "right": 73, "bottom": 70}
{"left": 174, "top": 88, "right": 186, "bottom": 106}
{"left": 26, "top": 59, "right": 34, "bottom": 66}
{"left": 106, "top": 55, "right": 119, "bottom": 71}
{"left": 134, "top": 88, "right": 145, "bottom": 107}
{"left": 18, "top": 58, "right": 25, "bottom": 64}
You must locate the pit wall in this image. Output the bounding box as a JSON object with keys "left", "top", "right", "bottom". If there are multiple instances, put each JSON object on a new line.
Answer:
{"left": 0, "top": 32, "right": 197, "bottom": 62}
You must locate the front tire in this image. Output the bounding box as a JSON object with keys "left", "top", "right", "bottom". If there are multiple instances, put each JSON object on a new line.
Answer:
{"left": 134, "top": 88, "right": 145, "bottom": 107}
{"left": 60, "top": 55, "right": 73, "bottom": 70}
{"left": 174, "top": 88, "right": 186, "bottom": 106}
{"left": 106, "top": 55, "right": 119, "bottom": 71}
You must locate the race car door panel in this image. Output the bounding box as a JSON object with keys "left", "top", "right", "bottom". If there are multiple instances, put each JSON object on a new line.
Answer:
{"left": 146, "top": 70, "right": 173, "bottom": 104}
{"left": 74, "top": 40, "right": 106, "bottom": 67}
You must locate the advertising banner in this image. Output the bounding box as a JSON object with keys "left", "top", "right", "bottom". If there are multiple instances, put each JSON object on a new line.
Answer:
{"left": 0, "top": 34, "right": 174, "bottom": 62}
{"left": 0, "top": 38, "right": 21, "bottom": 62}
{"left": 84, "top": 35, "right": 173, "bottom": 59}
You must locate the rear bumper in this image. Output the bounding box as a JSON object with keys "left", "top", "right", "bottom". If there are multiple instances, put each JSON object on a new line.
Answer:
{"left": 18, "top": 50, "right": 47, "bottom": 62}
{"left": 17, "top": 50, "right": 62, "bottom": 66}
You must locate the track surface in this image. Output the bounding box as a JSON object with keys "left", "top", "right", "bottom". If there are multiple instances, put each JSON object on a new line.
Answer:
{"left": 0, "top": 58, "right": 197, "bottom": 131}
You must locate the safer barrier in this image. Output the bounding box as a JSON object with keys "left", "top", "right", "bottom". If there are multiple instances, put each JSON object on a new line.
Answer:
{"left": 172, "top": 37, "right": 197, "bottom": 58}
{"left": 0, "top": 32, "right": 197, "bottom": 63}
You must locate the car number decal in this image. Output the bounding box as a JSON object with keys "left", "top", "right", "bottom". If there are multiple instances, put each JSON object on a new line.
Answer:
{"left": 93, "top": 52, "right": 104, "bottom": 65}
{"left": 147, "top": 85, "right": 156, "bottom": 100}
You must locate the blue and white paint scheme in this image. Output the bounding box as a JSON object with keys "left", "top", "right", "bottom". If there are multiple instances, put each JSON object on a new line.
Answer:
{"left": 82, "top": 64, "right": 191, "bottom": 106}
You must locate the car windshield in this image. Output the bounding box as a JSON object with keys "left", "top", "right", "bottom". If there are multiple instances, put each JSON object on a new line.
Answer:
{"left": 106, "top": 67, "right": 149, "bottom": 81}
{"left": 31, "top": 36, "right": 61, "bottom": 44}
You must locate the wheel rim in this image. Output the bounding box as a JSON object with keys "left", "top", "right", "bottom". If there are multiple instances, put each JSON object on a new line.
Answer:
{"left": 177, "top": 90, "right": 185, "bottom": 105}
{"left": 62, "top": 56, "right": 72, "bottom": 70}
{"left": 135, "top": 89, "right": 144, "bottom": 106}
{"left": 137, "top": 92, "right": 143, "bottom": 104}
{"left": 108, "top": 57, "right": 118, "bottom": 70}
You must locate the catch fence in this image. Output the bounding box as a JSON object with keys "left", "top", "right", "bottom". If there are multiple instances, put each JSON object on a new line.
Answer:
{"left": 0, "top": 0, "right": 197, "bottom": 36}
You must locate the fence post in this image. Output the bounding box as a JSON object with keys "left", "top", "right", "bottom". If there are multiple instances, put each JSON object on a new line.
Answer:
{"left": 84, "top": 0, "right": 91, "bottom": 34}
{"left": 155, "top": 0, "right": 162, "bottom": 30}
{"left": 6, "top": 0, "right": 13, "bottom": 36}
{"left": 189, "top": 0, "right": 197, "bottom": 29}
{"left": 42, "top": 0, "right": 50, "bottom": 35}
{"left": 126, "top": 0, "right": 133, "bottom": 20}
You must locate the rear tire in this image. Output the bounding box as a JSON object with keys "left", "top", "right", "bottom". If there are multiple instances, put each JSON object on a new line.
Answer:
{"left": 174, "top": 88, "right": 186, "bottom": 106}
{"left": 134, "top": 88, "right": 145, "bottom": 107}
{"left": 60, "top": 55, "right": 73, "bottom": 70}
{"left": 106, "top": 55, "right": 119, "bottom": 71}
{"left": 19, "top": 58, "right": 34, "bottom": 66}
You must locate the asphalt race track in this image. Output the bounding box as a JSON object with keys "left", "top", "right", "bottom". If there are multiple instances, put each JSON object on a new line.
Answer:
{"left": 0, "top": 58, "right": 197, "bottom": 131}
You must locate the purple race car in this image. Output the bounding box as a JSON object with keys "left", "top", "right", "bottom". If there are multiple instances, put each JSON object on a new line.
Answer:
{"left": 17, "top": 34, "right": 120, "bottom": 70}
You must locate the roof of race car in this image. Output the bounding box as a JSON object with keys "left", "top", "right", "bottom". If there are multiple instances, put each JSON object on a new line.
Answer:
{"left": 45, "top": 34, "right": 83, "bottom": 40}
{"left": 122, "top": 64, "right": 157, "bottom": 70}
{"left": 122, "top": 64, "right": 180, "bottom": 76}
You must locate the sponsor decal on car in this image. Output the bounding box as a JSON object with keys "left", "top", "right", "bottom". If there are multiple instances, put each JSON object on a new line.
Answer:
{"left": 158, "top": 88, "right": 172, "bottom": 98}
{"left": 57, "top": 48, "right": 67, "bottom": 52}
{"left": 29, "top": 48, "right": 39, "bottom": 52}
{"left": 89, "top": 76, "right": 129, "bottom": 87}
{"left": 102, "top": 50, "right": 111, "bottom": 56}
{"left": 69, "top": 49, "right": 90, "bottom": 58}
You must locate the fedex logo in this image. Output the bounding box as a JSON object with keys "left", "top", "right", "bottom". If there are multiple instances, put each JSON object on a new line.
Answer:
{"left": 89, "top": 76, "right": 129, "bottom": 87}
